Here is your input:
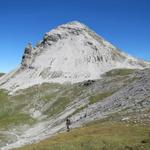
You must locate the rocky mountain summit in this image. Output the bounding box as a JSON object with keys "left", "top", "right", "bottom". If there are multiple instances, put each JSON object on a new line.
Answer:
{"left": 0, "top": 21, "right": 150, "bottom": 92}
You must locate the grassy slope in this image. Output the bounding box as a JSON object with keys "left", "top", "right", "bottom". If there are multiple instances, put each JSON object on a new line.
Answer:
{"left": 13, "top": 68, "right": 150, "bottom": 150}
{"left": 89, "top": 91, "right": 115, "bottom": 104}
{"left": 0, "top": 83, "right": 84, "bottom": 130}
{"left": 0, "top": 68, "right": 138, "bottom": 130}
{"left": 2, "top": 68, "right": 146, "bottom": 149}
{"left": 104, "top": 68, "right": 136, "bottom": 77}
{"left": 15, "top": 121, "right": 150, "bottom": 150}
{"left": 0, "top": 90, "right": 36, "bottom": 130}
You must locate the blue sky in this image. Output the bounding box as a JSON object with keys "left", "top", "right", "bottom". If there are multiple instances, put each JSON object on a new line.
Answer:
{"left": 0, "top": 0, "right": 150, "bottom": 73}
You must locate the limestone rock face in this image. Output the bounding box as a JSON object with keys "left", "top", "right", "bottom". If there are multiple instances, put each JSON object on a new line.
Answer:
{"left": 0, "top": 21, "right": 150, "bottom": 92}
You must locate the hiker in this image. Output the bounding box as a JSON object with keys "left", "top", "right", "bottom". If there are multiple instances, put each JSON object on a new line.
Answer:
{"left": 66, "top": 118, "right": 71, "bottom": 132}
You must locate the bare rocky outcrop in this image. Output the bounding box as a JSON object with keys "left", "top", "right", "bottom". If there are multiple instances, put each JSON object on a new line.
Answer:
{"left": 21, "top": 43, "right": 33, "bottom": 69}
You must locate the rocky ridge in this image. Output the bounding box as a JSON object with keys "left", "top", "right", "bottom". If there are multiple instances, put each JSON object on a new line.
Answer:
{"left": 0, "top": 21, "right": 150, "bottom": 92}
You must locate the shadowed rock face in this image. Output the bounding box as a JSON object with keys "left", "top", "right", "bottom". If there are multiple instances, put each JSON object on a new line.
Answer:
{"left": 21, "top": 43, "right": 33, "bottom": 69}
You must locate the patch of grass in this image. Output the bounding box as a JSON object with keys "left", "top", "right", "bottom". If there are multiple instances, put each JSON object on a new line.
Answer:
{"left": 15, "top": 122, "right": 150, "bottom": 150}
{"left": 105, "top": 69, "right": 136, "bottom": 77}
{"left": 0, "top": 90, "right": 36, "bottom": 130}
{"left": 69, "top": 105, "right": 88, "bottom": 117}
{"left": 14, "top": 83, "right": 64, "bottom": 100}
{"left": 42, "top": 84, "right": 85, "bottom": 117}
{"left": 61, "top": 85, "right": 84, "bottom": 99}
{"left": 42, "top": 93, "right": 58, "bottom": 102}
{"left": 0, "top": 90, "right": 11, "bottom": 120}
{"left": 0, "top": 83, "right": 85, "bottom": 130}
{"left": 0, "top": 90, "right": 8, "bottom": 101}
{"left": 0, "top": 113, "right": 36, "bottom": 129}
{"left": 89, "top": 91, "right": 114, "bottom": 104}
{"left": 44, "top": 96, "right": 71, "bottom": 117}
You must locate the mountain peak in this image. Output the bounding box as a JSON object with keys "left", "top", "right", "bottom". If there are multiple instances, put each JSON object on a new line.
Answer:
{"left": 43, "top": 21, "right": 88, "bottom": 40}
{"left": 0, "top": 21, "right": 150, "bottom": 92}
{"left": 60, "top": 20, "right": 87, "bottom": 28}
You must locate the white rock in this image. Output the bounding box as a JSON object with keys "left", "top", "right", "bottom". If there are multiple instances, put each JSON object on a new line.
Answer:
{"left": 0, "top": 21, "right": 150, "bottom": 92}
